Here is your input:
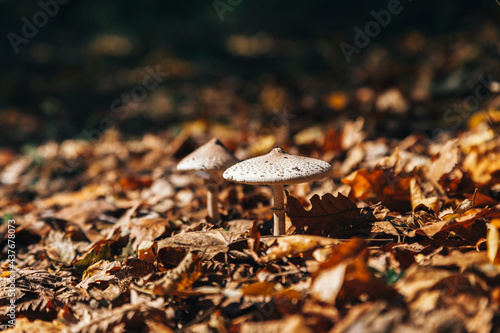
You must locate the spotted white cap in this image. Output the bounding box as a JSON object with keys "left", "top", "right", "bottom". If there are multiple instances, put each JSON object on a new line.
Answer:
{"left": 223, "top": 147, "right": 332, "bottom": 185}
{"left": 177, "top": 138, "right": 238, "bottom": 172}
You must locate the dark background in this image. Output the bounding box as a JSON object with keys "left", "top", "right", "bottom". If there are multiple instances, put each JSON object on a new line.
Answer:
{"left": 1, "top": 0, "right": 499, "bottom": 148}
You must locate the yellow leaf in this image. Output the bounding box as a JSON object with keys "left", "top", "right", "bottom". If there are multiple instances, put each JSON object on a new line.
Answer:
{"left": 467, "top": 109, "right": 500, "bottom": 129}
{"left": 487, "top": 220, "right": 500, "bottom": 264}
{"left": 293, "top": 126, "right": 324, "bottom": 146}
{"left": 242, "top": 281, "right": 275, "bottom": 296}
{"left": 249, "top": 135, "right": 276, "bottom": 156}
{"left": 442, "top": 213, "right": 460, "bottom": 221}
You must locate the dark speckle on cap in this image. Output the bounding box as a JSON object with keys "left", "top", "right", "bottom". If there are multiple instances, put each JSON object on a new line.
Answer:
{"left": 223, "top": 146, "right": 331, "bottom": 185}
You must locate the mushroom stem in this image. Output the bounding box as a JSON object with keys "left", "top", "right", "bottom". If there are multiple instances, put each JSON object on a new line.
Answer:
{"left": 206, "top": 181, "right": 220, "bottom": 223}
{"left": 272, "top": 184, "right": 286, "bottom": 236}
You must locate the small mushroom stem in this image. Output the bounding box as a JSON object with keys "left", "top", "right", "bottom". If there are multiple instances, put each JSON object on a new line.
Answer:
{"left": 272, "top": 184, "right": 286, "bottom": 236}
{"left": 205, "top": 181, "right": 220, "bottom": 223}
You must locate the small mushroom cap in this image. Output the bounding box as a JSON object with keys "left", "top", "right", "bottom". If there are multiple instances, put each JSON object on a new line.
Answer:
{"left": 223, "top": 147, "right": 332, "bottom": 185}
{"left": 177, "top": 138, "right": 239, "bottom": 172}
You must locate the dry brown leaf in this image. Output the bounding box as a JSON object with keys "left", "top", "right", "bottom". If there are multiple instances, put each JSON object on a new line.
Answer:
{"left": 454, "top": 189, "right": 477, "bottom": 214}
{"left": 1, "top": 317, "right": 68, "bottom": 333}
{"left": 240, "top": 315, "right": 313, "bottom": 333}
{"left": 407, "top": 204, "right": 441, "bottom": 229}
{"left": 123, "top": 257, "right": 157, "bottom": 277}
{"left": 130, "top": 218, "right": 182, "bottom": 249}
{"left": 157, "top": 229, "right": 234, "bottom": 265}
{"left": 423, "top": 249, "right": 489, "bottom": 269}
{"left": 71, "top": 302, "right": 171, "bottom": 332}
{"left": 427, "top": 139, "right": 460, "bottom": 186}
{"left": 341, "top": 117, "right": 366, "bottom": 150}
{"left": 0, "top": 157, "right": 29, "bottom": 185}
{"left": 78, "top": 260, "right": 122, "bottom": 289}
{"left": 329, "top": 302, "right": 405, "bottom": 333}
{"left": 153, "top": 251, "right": 203, "bottom": 295}
{"left": 54, "top": 199, "right": 117, "bottom": 224}
{"left": 259, "top": 235, "right": 342, "bottom": 263}
{"left": 487, "top": 219, "right": 500, "bottom": 264}
{"left": 462, "top": 146, "right": 500, "bottom": 185}
{"left": 242, "top": 282, "right": 275, "bottom": 296}
{"left": 409, "top": 206, "right": 500, "bottom": 244}
{"left": 341, "top": 168, "right": 413, "bottom": 211}
{"left": 106, "top": 201, "right": 142, "bottom": 238}
{"left": 287, "top": 192, "right": 361, "bottom": 236}
{"left": 44, "top": 230, "right": 76, "bottom": 265}
{"left": 247, "top": 220, "right": 261, "bottom": 255}
{"left": 410, "top": 178, "right": 439, "bottom": 212}
{"left": 375, "top": 147, "right": 401, "bottom": 171}
{"left": 37, "top": 183, "right": 111, "bottom": 208}
{"left": 311, "top": 263, "right": 346, "bottom": 304}
{"left": 312, "top": 238, "right": 398, "bottom": 304}
{"left": 395, "top": 264, "right": 488, "bottom": 314}
{"left": 73, "top": 230, "right": 129, "bottom": 273}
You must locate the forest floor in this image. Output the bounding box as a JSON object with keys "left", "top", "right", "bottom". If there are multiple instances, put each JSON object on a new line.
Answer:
{"left": 1, "top": 110, "right": 500, "bottom": 332}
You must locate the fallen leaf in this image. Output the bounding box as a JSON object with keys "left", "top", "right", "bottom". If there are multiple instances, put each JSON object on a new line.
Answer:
{"left": 73, "top": 230, "right": 129, "bottom": 273}
{"left": 341, "top": 168, "right": 413, "bottom": 211}
{"left": 287, "top": 192, "right": 361, "bottom": 236}
{"left": 54, "top": 199, "right": 117, "bottom": 224}
{"left": 242, "top": 282, "right": 275, "bottom": 296}
{"left": 43, "top": 230, "right": 76, "bottom": 265}
{"left": 73, "top": 241, "right": 113, "bottom": 273}
{"left": 37, "top": 183, "right": 111, "bottom": 208}
{"left": 487, "top": 219, "right": 500, "bottom": 264}
{"left": 427, "top": 139, "right": 460, "bottom": 186}
{"left": 462, "top": 145, "right": 500, "bottom": 185}
{"left": 259, "top": 235, "right": 342, "bottom": 262}
{"left": 312, "top": 238, "right": 398, "bottom": 304}
{"left": 311, "top": 262, "right": 346, "bottom": 304}
{"left": 153, "top": 251, "right": 203, "bottom": 295}
{"left": 1, "top": 317, "right": 67, "bottom": 333}
{"left": 157, "top": 229, "right": 234, "bottom": 265}
{"left": 71, "top": 302, "right": 171, "bottom": 332}
{"left": 454, "top": 189, "right": 477, "bottom": 214}
{"left": 410, "top": 178, "right": 439, "bottom": 212}
{"left": 239, "top": 315, "right": 313, "bottom": 333}
{"left": 78, "top": 260, "right": 122, "bottom": 288}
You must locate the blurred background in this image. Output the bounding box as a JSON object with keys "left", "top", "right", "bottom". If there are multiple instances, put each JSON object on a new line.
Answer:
{"left": 1, "top": 0, "right": 500, "bottom": 150}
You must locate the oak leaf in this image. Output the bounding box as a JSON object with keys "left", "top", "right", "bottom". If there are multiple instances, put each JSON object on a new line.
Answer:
{"left": 287, "top": 192, "right": 361, "bottom": 236}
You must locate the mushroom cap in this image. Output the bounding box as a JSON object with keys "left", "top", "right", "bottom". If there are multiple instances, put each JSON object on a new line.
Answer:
{"left": 223, "top": 147, "right": 332, "bottom": 185}
{"left": 177, "top": 138, "right": 239, "bottom": 172}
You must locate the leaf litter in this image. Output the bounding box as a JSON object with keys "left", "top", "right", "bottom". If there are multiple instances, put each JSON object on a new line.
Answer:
{"left": 1, "top": 115, "right": 500, "bottom": 332}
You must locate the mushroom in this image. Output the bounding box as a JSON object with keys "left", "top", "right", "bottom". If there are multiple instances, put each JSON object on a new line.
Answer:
{"left": 177, "top": 138, "right": 238, "bottom": 222}
{"left": 223, "top": 147, "right": 332, "bottom": 236}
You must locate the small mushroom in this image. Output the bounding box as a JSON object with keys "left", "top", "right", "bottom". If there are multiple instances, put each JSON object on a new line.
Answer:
{"left": 177, "top": 138, "right": 238, "bottom": 222}
{"left": 223, "top": 146, "right": 332, "bottom": 236}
